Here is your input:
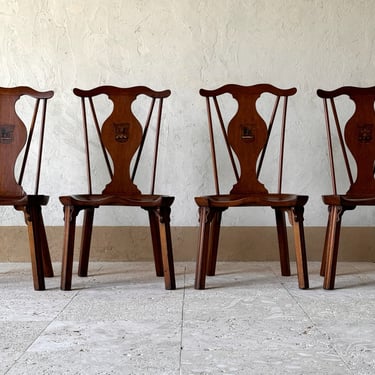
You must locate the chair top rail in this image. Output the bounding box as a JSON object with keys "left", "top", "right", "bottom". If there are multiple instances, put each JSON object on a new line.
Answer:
{"left": 200, "top": 84, "right": 296, "bottom": 98}
{"left": 317, "top": 86, "right": 375, "bottom": 98}
{"left": 0, "top": 86, "right": 53, "bottom": 99}
{"left": 73, "top": 86, "right": 171, "bottom": 99}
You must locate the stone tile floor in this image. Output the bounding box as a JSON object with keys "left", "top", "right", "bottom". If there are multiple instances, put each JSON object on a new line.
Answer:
{"left": 1, "top": 261, "right": 375, "bottom": 374}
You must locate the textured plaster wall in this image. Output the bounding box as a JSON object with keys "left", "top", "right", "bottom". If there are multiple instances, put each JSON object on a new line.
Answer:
{"left": 0, "top": 0, "right": 375, "bottom": 227}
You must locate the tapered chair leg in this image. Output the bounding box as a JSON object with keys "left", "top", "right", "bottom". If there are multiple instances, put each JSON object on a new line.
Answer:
{"left": 78, "top": 208, "right": 95, "bottom": 277}
{"left": 323, "top": 205, "right": 343, "bottom": 290}
{"left": 147, "top": 208, "right": 164, "bottom": 277}
{"left": 195, "top": 206, "right": 213, "bottom": 289}
{"left": 39, "top": 213, "right": 54, "bottom": 278}
{"left": 61, "top": 205, "right": 78, "bottom": 291}
{"left": 206, "top": 209, "right": 223, "bottom": 276}
{"left": 24, "top": 205, "right": 46, "bottom": 291}
{"left": 274, "top": 208, "right": 291, "bottom": 276}
{"left": 157, "top": 206, "right": 176, "bottom": 290}
{"left": 320, "top": 211, "right": 331, "bottom": 277}
{"left": 288, "top": 206, "right": 309, "bottom": 289}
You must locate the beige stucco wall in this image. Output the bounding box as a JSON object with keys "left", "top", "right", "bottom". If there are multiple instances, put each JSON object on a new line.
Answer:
{"left": 0, "top": 1, "right": 375, "bottom": 261}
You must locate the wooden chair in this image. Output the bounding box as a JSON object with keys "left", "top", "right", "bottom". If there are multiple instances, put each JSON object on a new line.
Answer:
{"left": 0, "top": 87, "right": 54, "bottom": 290}
{"left": 318, "top": 86, "right": 375, "bottom": 289}
{"left": 60, "top": 86, "right": 175, "bottom": 290}
{"left": 194, "top": 84, "right": 309, "bottom": 290}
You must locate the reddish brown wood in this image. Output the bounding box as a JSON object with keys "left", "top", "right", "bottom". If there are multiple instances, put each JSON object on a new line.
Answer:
{"left": 288, "top": 206, "right": 309, "bottom": 289}
{"left": 147, "top": 208, "right": 164, "bottom": 277}
{"left": 206, "top": 209, "right": 224, "bottom": 276}
{"left": 60, "top": 86, "right": 175, "bottom": 290}
{"left": 318, "top": 86, "right": 375, "bottom": 289}
{"left": 274, "top": 208, "right": 291, "bottom": 277}
{"left": 78, "top": 208, "right": 95, "bottom": 277}
{"left": 24, "top": 204, "right": 45, "bottom": 290}
{"left": 156, "top": 206, "right": 175, "bottom": 290}
{"left": 39, "top": 211, "right": 54, "bottom": 278}
{"left": 195, "top": 206, "right": 212, "bottom": 289}
{"left": 195, "top": 84, "right": 309, "bottom": 289}
{"left": 0, "top": 87, "right": 54, "bottom": 290}
{"left": 60, "top": 205, "right": 78, "bottom": 291}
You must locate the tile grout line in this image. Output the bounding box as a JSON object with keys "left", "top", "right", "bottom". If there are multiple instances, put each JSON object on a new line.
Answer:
{"left": 279, "top": 279, "right": 354, "bottom": 374}
{"left": 4, "top": 289, "right": 81, "bottom": 375}
{"left": 178, "top": 266, "right": 187, "bottom": 375}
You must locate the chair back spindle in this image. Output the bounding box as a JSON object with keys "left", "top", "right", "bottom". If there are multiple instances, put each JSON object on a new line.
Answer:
{"left": 277, "top": 96, "right": 288, "bottom": 194}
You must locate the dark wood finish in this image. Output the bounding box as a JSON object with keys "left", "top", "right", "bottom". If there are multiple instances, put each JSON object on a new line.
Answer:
{"left": 60, "top": 86, "right": 175, "bottom": 290}
{"left": 194, "top": 84, "right": 309, "bottom": 290}
{"left": 275, "top": 208, "right": 291, "bottom": 276}
{"left": 318, "top": 86, "right": 375, "bottom": 289}
{"left": 0, "top": 87, "right": 54, "bottom": 290}
{"left": 78, "top": 208, "right": 95, "bottom": 277}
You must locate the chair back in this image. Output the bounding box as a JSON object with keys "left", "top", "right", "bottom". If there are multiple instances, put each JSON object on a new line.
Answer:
{"left": 317, "top": 86, "right": 375, "bottom": 196}
{"left": 0, "top": 87, "right": 53, "bottom": 197}
{"left": 200, "top": 84, "right": 296, "bottom": 195}
{"left": 73, "top": 86, "right": 171, "bottom": 195}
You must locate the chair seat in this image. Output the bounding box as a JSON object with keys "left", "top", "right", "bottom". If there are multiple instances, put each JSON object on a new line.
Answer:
{"left": 60, "top": 194, "right": 174, "bottom": 208}
{"left": 0, "top": 194, "right": 49, "bottom": 207}
{"left": 195, "top": 193, "right": 308, "bottom": 208}
{"left": 322, "top": 194, "right": 375, "bottom": 206}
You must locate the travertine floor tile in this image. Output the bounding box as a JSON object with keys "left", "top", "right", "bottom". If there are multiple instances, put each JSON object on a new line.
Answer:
{"left": 1, "top": 261, "right": 375, "bottom": 374}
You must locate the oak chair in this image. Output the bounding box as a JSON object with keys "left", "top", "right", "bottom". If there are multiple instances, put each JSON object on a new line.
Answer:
{"left": 318, "top": 86, "right": 375, "bottom": 289}
{"left": 60, "top": 86, "right": 175, "bottom": 290}
{"left": 195, "top": 84, "right": 309, "bottom": 290}
{"left": 0, "top": 87, "right": 54, "bottom": 290}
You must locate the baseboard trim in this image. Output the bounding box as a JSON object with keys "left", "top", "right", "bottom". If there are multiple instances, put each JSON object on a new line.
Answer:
{"left": 0, "top": 226, "right": 375, "bottom": 262}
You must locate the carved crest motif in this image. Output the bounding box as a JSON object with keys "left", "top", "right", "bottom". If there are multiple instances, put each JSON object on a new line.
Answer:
{"left": 0, "top": 125, "right": 15, "bottom": 144}
{"left": 114, "top": 123, "right": 129, "bottom": 143}
{"left": 357, "top": 123, "right": 373, "bottom": 143}
{"left": 240, "top": 124, "right": 255, "bottom": 143}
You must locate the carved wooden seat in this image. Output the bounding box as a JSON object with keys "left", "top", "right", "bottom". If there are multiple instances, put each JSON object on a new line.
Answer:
{"left": 60, "top": 86, "right": 175, "bottom": 290}
{"left": 318, "top": 86, "right": 375, "bottom": 289}
{"left": 195, "top": 84, "right": 309, "bottom": 289}
{"left": 0, "top": 87, "right": 54, "bottom": 290}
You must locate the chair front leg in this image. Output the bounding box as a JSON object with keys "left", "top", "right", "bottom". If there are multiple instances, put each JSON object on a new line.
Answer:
{"left": 320, "top": 210, "right": 331, "bottom": 277}
{"left": 323, "top": 205, "right": 344, "bottom": 290}
{"left": 78, "top": 208, "right": 95, "bottom": 277}
{"left": 61, "top": 205, "right": 79, "bottom": 291}
{"left": 155, "top": 206, "right": 176, "bottom": 290}
{"left": 23, "top": 204, "right": 46, "bottom": 291}
{"left": 39, "top": 212, "right": 54, "bottom": 278}
{"left": 147, "top": 208, "right": 164, "bottom": 277}
{"left": 195, "top": 206, "right": 214, "bottom": 289}
{"left": 206, "top": 209, "right": 224, "bottom": 276}
{"left": 288, "top": 206, "right": 309, "bottom": 289}
{"left": 274, "top": 208, "right": 291, "bottom": 277}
